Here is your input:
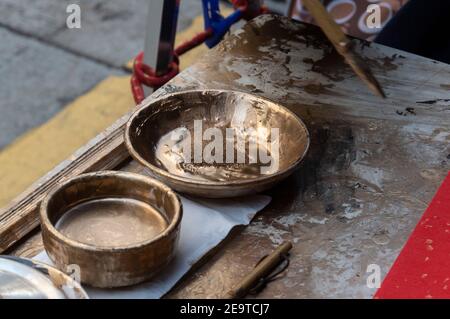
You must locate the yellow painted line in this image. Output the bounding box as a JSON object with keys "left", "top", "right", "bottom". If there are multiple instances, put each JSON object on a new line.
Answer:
{"left": 0, "top": 76, "right": 133, "bottom": 207}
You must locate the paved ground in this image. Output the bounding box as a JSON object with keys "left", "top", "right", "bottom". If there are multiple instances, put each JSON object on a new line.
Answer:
{"left": 0, "top": 0, "right": 208, "bottom": 150}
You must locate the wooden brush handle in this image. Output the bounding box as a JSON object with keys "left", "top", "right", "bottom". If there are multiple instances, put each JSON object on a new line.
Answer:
{"left": 301, "top": 0, "right": 350, "bottom": 51}
{"left": 226, "top": 241, "right": 293, "bottom": 299}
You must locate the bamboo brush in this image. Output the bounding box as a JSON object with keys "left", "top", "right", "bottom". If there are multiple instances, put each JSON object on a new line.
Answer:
{"left": 302, "top": 0, "right": 386, "bottom": 98}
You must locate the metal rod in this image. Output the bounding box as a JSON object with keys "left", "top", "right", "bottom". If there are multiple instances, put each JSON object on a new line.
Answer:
{"left": 143, "top": 0, "right": 179, "bottom": 96}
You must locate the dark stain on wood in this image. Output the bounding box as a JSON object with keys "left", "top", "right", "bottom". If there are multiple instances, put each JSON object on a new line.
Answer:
{"left": 306, "top": 49, "right": 351, "bottom": 82}
{"left": 365, "top": 54, "right": 401, "bottom": 72}
{"left": 416, "top": 99, "right": 450, "bottom": 105}
{"left": 396, "top": 107, "right": 417, "bottom": 116}
{"left": 303, "top": 83, "right": 335, "bottom": 95}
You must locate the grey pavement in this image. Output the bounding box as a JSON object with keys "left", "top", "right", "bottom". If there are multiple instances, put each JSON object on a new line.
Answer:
{"left": 0, "top": 27, "right": 122, "bottom": 149}
{"left": 0, "top": 0, "right": 205, "bottom": 150}
{"left": 0, "top": 0, "right": 205, "bottom": 68}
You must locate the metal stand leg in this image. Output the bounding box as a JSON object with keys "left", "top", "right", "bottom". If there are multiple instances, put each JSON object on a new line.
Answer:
{"left": 143, "top": 0, "right": 179, "bottom": 96}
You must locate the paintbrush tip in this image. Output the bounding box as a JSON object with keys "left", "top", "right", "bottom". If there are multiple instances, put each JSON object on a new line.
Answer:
{"left": 372, "top": 81, "right": 386, "bottom": 98}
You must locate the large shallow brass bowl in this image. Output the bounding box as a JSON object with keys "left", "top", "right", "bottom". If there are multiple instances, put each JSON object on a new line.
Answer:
{"left": 125, "top": 90, "right": 310, "bottom": 198}
{"left": 40, "top": 171, "right": 182, "bottom": 288}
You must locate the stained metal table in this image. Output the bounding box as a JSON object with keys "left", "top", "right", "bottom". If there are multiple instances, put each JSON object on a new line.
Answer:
{"left": 3, "top": 15, "right": 450, "bottom": 298}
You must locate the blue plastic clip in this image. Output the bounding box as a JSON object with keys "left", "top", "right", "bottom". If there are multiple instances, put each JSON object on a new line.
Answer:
{"left": 202, "top": 0, "right": 242, "bottom": 48}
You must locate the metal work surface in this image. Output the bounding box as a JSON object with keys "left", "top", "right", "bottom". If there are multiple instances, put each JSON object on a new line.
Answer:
{"left": 10, "top": 15, "right": 450, "bottom": 298}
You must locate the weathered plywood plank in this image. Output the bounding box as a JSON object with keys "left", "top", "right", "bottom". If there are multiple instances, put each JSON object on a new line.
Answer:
{"left": 3, "top": 15, "right": 450, "bottom": 299}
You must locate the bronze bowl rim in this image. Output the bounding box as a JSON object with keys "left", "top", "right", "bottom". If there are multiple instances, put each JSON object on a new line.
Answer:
{"left": 124, "top": 89, "right": 311, "bottom": 187}
{"left": 40, "top": 170, "right": 183, "bottom": 253}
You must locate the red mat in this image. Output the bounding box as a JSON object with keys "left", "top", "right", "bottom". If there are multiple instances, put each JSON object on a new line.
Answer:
{"left": 375, "top": 172, "right": 450, "bottom": 299}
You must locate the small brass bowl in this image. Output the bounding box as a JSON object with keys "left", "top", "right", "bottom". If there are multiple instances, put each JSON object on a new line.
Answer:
{"left": 125, "top": 90, "right": 310, "bottom": 198}
{"left": 40, "top": 171, "right": 182, "bottom": 288}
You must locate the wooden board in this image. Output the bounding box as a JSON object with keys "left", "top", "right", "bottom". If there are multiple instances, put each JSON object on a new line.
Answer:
{"left": 4, "top": 15, "right": 450, "bottom": 298}
{"left": 0, "top": 113, "right": 130, "bottom": 252}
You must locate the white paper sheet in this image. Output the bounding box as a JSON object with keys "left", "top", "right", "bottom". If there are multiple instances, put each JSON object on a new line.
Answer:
{"left": 34, "top": 194, "right": 271, "bottom": 299}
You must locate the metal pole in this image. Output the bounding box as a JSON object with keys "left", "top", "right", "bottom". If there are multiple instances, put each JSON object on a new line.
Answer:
{"left": 143, "top": 0, "right": 179, "bottom": 96}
